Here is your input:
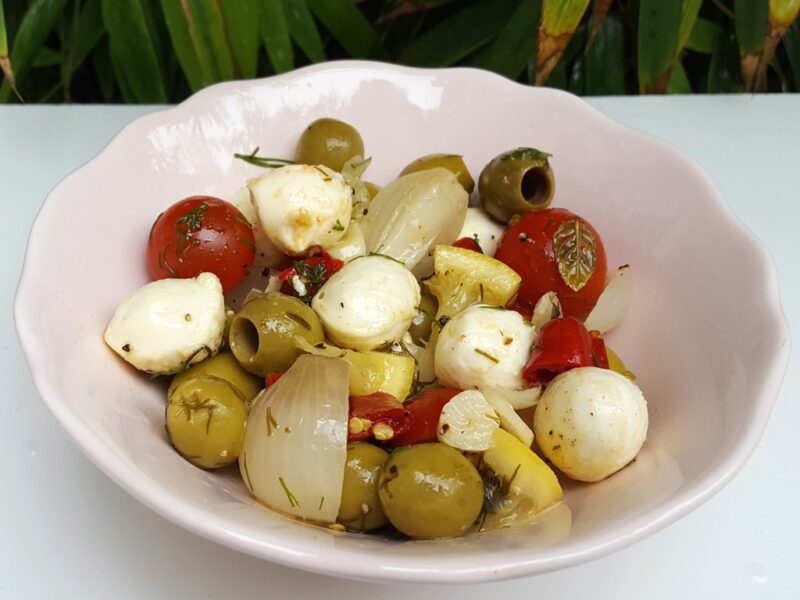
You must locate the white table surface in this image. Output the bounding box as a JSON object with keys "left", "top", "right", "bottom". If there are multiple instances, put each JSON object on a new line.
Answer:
{"left": 2, "top": 95, "right": 798, "bottom": 599}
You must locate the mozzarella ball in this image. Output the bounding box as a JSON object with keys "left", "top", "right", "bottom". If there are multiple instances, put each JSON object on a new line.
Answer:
{"left": 435, "top": 305, "right": 536, "bottom": 390}
{"left": 104, "top": 273, "right": 226, "bottom": 374}
{"left": 311, "top": 256, "right": 421, "bottom": 351}
{"left": 533, "top": 367, "right": 648, "bottom": 482}
{"left": 249, "top": 164, "right": 352, "bottom": 255}
{"left": 457, "top": 207, "right": 505, "bottom": 256}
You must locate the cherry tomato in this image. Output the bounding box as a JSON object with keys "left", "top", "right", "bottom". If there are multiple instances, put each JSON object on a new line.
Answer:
{"left": 452, "top": 236, "right": 483, "bottom": 253}
{"left": 494, "top": 208, "right": 607, "bottom": 320}
{"left": 147, "top": 196, "right": 255, "bottom": 293}
{"left": 384, "top": 388, "right": 460, "bottom": 447}
{"left": 523, "top": 317, "right": 609, "bottom": 386}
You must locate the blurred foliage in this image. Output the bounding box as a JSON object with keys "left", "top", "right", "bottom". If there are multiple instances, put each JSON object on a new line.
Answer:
{"left": 1, "top": 0, "right": 799, "bottom": 103}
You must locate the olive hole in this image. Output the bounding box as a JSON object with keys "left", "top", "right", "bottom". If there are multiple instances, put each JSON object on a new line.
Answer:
{"left": 520, "top": 167, "right": 552, "bottom": 208}
{"left": 230, "top": 317, "right": 260, "bottom": 363}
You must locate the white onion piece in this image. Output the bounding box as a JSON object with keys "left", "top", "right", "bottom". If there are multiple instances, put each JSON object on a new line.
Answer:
{"left": 362, "top": 168, "right": 468, "bottom": 275}
{"left": 480, "top": 385, "right": 541, "bottom": 410}
{"left": 325, "top": 221, "right": 366, "bottom": 262}
{"left": 531, "top": 292, "right": 562, "bottom": 332}
{"left": 584, "top": 265, "right": 632, "bottom": 333}
{"left": 437, "top": 390, "right": 499, "bottom": 452}
{"left": 239, "top": 355, "right": 349, "bottom": 523}
{"left": 482, "top": 388, "right": 535, "bottom": 447}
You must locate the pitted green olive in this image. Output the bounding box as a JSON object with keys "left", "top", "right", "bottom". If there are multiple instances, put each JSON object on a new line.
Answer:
{"left": 378, "top": 443, "right": 483, "bottom": 539}
{"left": 479, "top": 147, "right": 555, "bottom": 223}
{"left": 228, "top": 292, "right": 324, "bottom": 376}
{"left": 400, "top": 153, "right": 474, "bottom": 193}
{"left": 338, "top": 443, "right": 389, "bottom": 532}
{"left": 295, "top": 118, "right": 365, "bottom": 172}
{"left": 169, "top": 352, "right": 263, "bottom": 403}
{"left": 166, "top": 375, "right": 248, "bottom": 469}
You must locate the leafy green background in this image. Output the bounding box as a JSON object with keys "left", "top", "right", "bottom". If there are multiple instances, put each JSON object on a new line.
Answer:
{"left": 1, "top": 0, "right": 798, "bottom": 103}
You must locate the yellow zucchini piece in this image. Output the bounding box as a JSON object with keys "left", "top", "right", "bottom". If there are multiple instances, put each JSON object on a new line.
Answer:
{"left": 482, "top": 429, "right": 562, "bottom": 515}
{"left": 345, "top": 350, "right": 415, "bottom": 402}
{"left": 425, "top": 245, "right": 521, "bottom": 319}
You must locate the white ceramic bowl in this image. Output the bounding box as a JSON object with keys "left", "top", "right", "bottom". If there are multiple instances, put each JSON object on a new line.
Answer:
{"left": 15, "top": 62, "right": 789, "bottom": 583}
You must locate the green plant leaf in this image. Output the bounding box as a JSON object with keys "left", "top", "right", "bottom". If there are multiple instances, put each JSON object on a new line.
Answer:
{"left": 783, "top": 20, "right": 800, "bottom": 89}
{"left": 102, "top": 0, "right": 166, "bottom": 103}
{"left": 708, "top": 30, "right": 742, "bottom": 91}
{"left": 637, "top": 0, "right": 682, "bottom": 93}
{"left": 769, "top": 0, "right": 800, "bottom": 27}
{"left": 540, "top": 0, "right": 591, "bottom": 36}
{"left": 160, "top": 1, "right": 204, "bottom": 91}
{"left": 677, "top": 0, "right": 703, "bottom": 53}
{"left": 585, "top": 14, "right": 624, "bottom": 94}
{"left": 92, "top": 36, "right": 116, "bottom": 101}
{"left": 283, "top": 0, "right": 325, "bottom": 63}
{"left": 0, "top": 0, "right": 69, "bottom": 102}
{"left": 62, "top": 0, "right": 104, "bottom": 89}
{"left": 467, "top": 0, "right": 542, "bottom": 79}
{"left": 261, "top": 0, "right": 293, "bottom": 73}
{"left": 220, "top": 0, "right": 259, "bottom": 78}
{"left": 735, "top": 0, "right": 769, "bottom": 55}
{"left": 399, "top": 0, "right": 519, "bottom": 67}
{"left": 667, "top": 60, "right": 691, "bottom": 92}
{"left": 686, "top": 17, "right": 723, "bottom": 53}
{"left": 32, "top": 45, "right": 60, "bottom": 68}
{"left": 306, "top": 0, "right": 385, "bottom": 59}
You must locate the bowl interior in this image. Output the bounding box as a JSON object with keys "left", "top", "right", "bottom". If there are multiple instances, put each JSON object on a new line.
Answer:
{"left": 15, "top": 63, "right": 788, "bottom": 582}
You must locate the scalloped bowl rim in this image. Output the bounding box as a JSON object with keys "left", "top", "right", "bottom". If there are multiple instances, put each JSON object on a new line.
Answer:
{"left": 14, "top": 61, "right": 790, "bottom": 583}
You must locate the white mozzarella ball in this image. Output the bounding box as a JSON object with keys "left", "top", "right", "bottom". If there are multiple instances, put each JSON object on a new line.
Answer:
{"left": 249, "top": 164, "right": 352, "bottom": 255}
{"left": 457, "top": 207, "right": 505, "bottom": 256}
{"left": 437, "top": 390, "right": 499, "bottom": 452}
{"left": 533, "top": 367, "right": 648, "bottom": 482}
{"left": 311, "top": 256, "right": 421, "bottom": 351}
{"left": 104, "top": 273, "right": 226, "bottom": 374}
{"left": 434, "top": 305, "right": 536, "bottom": 390}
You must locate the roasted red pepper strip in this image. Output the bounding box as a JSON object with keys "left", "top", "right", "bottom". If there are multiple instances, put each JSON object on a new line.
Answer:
{"left": 279, "top": 249, "right": 343, "bottom": 303}
{"left": 347, "top": 392, "right": 411, "bottom": 442}
{"left": 523, "top": 317, "right": 609, "bottom": 385}
{"left": 265, "top": 372, "right": 283, "bottom": 387}
{"left": 384, "top": 388, "right": 460, "bottom": 447}
{"left": 452, "top": 236, "right": 483, "bottom": 253}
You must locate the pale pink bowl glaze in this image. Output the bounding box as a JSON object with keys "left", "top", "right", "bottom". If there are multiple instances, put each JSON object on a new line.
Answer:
{"left": 15, "top": 62, "right": 789, "bottom": 583}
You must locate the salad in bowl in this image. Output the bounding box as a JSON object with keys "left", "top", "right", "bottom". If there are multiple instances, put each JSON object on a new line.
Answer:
{"left": 103, "top": 117, "right": 646, "bottom": 539}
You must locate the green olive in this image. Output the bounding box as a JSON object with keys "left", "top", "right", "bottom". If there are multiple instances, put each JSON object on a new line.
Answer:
{"left": 166, "top": 375, "right": 248, "bottom": 469}
{"left": 228, "top": 292, "right": 324, "bottom": 376}
{"left": 400, "top": 154, "right": 474, "bottom": 193}
{"left": 378, "top": 443, "right": 483, "bottom": 539}
{"left": 338, "top": 443, "right": 390, "bottom": 532}
{"left": 408, "top": 293, "right": 438, "bottom": 344}
{"left": 295, "top": 118, "right": 365, "bottom": 172}
{"left": 363, "top": 181, "right": 381, "bottom": 200}
{"left": 169, "top": 352, "right": 263, "bottom": 404}
{"left": 478, "top": 147, "right": 555, "bottom": 223}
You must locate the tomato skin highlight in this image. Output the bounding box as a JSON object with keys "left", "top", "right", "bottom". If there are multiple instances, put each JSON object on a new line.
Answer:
{"left": 494, "top": 208, "right": 607, "bottom": 320}
{"left": 147, "top": 196, "right": 255, "bottom": 293}
{"left": 384, "top": 388, "right": 460, "bottom": 447}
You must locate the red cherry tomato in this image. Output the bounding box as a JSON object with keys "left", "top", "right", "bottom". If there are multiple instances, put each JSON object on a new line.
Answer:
{"left": 147, "top": 196, "right": 255, "bottom": 293}
{"left": 384, "top": 388, "right": 460, "bottom": 447}
{"left": 523, "top": 317, "right": 609, "bottom": 386}
{"left": 494, "top": 208, "right": 607, "bottom": 320}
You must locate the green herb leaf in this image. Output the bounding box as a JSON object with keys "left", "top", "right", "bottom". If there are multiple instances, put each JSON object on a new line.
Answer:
{"left": 278, "top": 476, "right": 300, "bottom": 507}
{"left": 234, "top": 147, "right": 293, "bottom": 168}
{"left": 474, "top": 348, "right": 500, "bottom": 363}
{"left": 553, "top": 219, "right": 597, "bottom": 292}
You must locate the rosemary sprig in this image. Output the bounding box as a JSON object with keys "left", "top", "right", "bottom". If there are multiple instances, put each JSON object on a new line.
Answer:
{"left": 234, "top": 147, "right": 294, "bottom": 168}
